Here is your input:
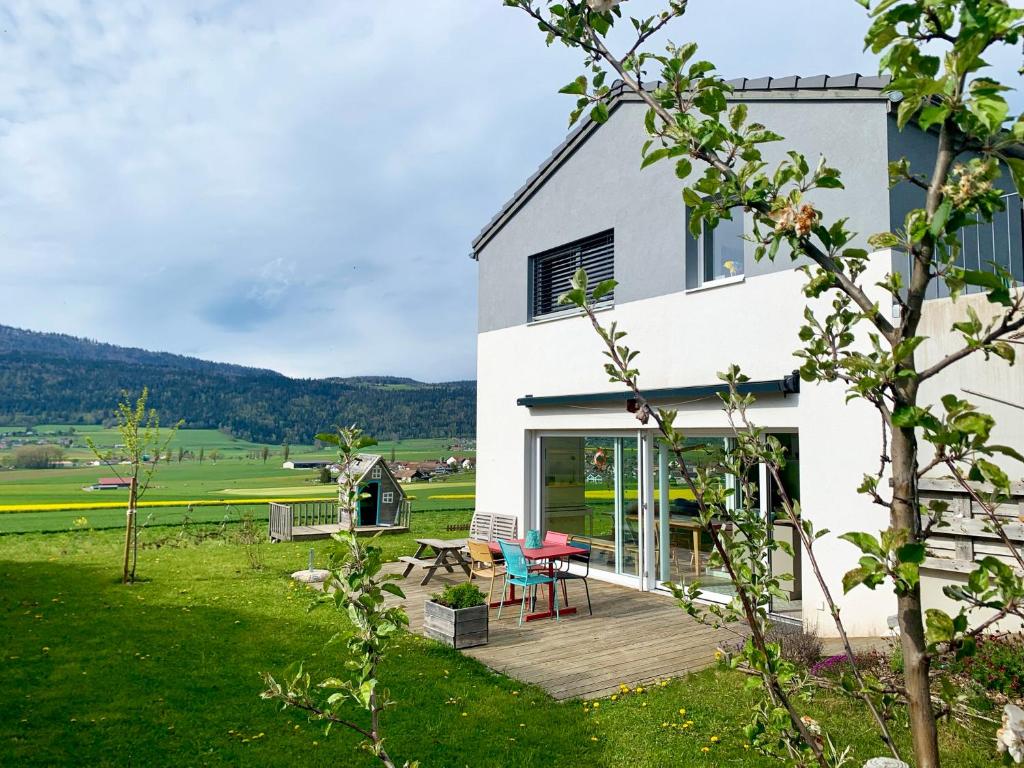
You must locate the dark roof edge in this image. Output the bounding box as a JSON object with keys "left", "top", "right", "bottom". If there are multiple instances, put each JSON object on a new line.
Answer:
{"left": 471, "top": 73, "right": 897, "bottom": 259}
{"left": 516, "top": 372, "right": 801, "bottom": 408}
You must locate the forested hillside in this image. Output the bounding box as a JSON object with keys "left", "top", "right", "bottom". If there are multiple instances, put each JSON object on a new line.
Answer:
{"left": 0, "top": 325, "right": 475, "bottom": 442}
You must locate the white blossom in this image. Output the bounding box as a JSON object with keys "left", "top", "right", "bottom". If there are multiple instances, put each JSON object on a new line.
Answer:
{"left": 998, "top": 703, "right": 1024, "bottom": 764}
{"left": 863, "top": 759, "right": 909, "bottom": 768}
{"left": 587, "top": 0, "right": 622, "bottom": 11}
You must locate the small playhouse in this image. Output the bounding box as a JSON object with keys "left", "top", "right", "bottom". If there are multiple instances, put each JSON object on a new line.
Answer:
{"left": 268, "top": 454, "right": 409, "bottom": 541}
{"left": 339, "top": 454, "right": 408, "bottom": 528}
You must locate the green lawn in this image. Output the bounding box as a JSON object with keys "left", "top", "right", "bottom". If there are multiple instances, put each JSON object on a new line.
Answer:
{"left": 0, "top": 523, "right": 993, "bottom": 767}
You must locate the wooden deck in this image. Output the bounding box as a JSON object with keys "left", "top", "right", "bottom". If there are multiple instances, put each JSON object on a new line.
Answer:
{"left": 383, "top": 563, "right": 741, "bottom": 700}
{"left": 286, "top": 524, "right": 409, "bottom": 541}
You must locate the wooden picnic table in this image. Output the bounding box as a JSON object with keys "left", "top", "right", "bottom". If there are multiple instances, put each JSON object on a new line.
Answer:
{"left": 400, "top": 538, "right": 471, "bottom": 586}
{"left": 488, "top": 540, "right": 587, "bottom": 621}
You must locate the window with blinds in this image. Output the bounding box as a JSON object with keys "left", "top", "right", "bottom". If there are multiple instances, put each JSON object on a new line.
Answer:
{"left": 529, "top": 230, "right": 614, "bottom": 320}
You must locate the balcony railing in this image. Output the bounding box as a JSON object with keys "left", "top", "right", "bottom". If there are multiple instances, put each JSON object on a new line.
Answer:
{"left": 927, "top": 191, "right": 1023, "bottom": 300}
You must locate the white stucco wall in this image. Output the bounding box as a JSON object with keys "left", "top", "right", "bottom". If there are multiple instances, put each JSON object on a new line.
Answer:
{"left": 477, "top": 254, "right": 900, "bottom": 637}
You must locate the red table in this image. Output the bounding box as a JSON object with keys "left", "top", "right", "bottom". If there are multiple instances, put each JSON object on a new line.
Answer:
{"left": 488, "top": 540, "right": 587, "bottom": 621}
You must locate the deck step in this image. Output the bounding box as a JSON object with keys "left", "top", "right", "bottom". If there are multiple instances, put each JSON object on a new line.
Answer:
{"left": 398, "top": 556, "right": 437, "bottom": 569}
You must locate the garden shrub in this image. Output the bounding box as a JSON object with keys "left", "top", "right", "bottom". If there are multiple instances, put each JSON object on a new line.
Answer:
{"left": 431, "top": 582, "right": 486, "bottom": 610}
{"left": 946, "top": 633, "right": 1024, "bottom": 699}
{"left": 765, "top": 624, "right": 824, "bottom": 669}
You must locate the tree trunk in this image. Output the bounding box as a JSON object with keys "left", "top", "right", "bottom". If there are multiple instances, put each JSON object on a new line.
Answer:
{"left": 890, "top": 424, "right": 940, "bottom": 768}
{"left": 122, "top": 477, "right": 138, "bottom": 584}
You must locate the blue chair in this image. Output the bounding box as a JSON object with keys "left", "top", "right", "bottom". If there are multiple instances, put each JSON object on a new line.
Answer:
{"left": 555, "top": 540, "right": 592, "bottom": 616}
{"left": 497, "top": 539, "right": 559, "bottom": 626}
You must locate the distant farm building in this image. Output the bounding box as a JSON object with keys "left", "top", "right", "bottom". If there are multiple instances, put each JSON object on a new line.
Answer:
{"left": 393, "top": 467, "right": 430, "bottom": 484}
{"left": 86, "top": 477, "right": 131, "bottom": 491}
{"left": 282, "top": 460, "right": 335, "bottom": 470}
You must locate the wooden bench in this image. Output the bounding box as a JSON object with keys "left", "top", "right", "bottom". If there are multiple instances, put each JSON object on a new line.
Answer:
{"left": 465, "top": 511, "right": 518, "bottom": 543}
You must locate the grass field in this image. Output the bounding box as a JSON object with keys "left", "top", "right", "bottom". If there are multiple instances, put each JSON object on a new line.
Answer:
{"left": 0, "top": 428, "right": 475, "bottom": 534}
{"left": 1, "top": 424, "right": 471, "bottom": 464}
{"left": 0, "top": 526, "right": 993, "bottom": 767}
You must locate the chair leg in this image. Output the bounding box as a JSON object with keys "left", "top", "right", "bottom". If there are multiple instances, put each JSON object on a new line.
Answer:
{"left": 497, "top": 580, "right": 505, "bottom": 620}
{"left": 518, "top": 587, "right": 526, "bottom": 626}
{"left": 583, "top": 577, "right": 592, "bottom": 616}
{"left": 553, "top": 580, "right": 560, "bottom": 622}
{"left": 486, "top": 574, "right": 495, "bottom": 606}
{"left": 561, "top": 578, "right": 568, "bottom": 606}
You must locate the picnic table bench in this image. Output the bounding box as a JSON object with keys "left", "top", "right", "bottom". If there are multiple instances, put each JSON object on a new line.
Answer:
{"left": 399, "top": 538, "right": 471, "bottom": 586}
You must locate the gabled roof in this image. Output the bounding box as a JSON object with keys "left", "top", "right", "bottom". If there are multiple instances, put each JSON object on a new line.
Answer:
{"left": 340, "top": 453, "right": 383, "bottom": 485}
{"left": 470, "top": 73, "right": 894, "bottom": 259}
{"left": 339, "top": 454, "right": 406, "bottom": 498}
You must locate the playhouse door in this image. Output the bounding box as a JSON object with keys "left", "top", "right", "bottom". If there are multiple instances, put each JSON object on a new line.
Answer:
{"left": 359, "top": 482, "right": 380, "bottom": 526}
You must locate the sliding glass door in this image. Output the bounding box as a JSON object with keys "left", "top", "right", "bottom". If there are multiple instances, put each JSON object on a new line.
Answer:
{"left": 540, "top": 435, "right": 640, "bottom": 579}
{"left": 651, "top": 436, "right": 735, "bottom": 599}
{"left": 536, "top": 430, "right": 800, "bottom": 612}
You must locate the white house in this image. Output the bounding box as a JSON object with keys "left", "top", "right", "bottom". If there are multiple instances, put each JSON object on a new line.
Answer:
{"left": 472, "top": 74, "right": 1024, "bottom": 637}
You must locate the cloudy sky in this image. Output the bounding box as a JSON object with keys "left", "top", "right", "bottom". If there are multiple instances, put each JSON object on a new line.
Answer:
{"left": 1, "top": 1, "right": 1020, "bottom": 381}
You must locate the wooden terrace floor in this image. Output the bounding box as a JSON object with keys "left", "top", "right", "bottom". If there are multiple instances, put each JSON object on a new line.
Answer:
{"left": 280, "top": 524, "right": 409, "bottom": 541}
{"left": 383, "top": 563, "right": 740, "bottom": 700}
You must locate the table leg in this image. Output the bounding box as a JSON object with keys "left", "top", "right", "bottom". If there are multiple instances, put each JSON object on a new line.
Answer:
{"left": 420, "top": 548, "right": 449, "bottom": 586}
{"left": 451, "top": 549, "right": 472, "bottom": 578}
{"left": 403, "top": 542, "right": 428, "bottom": 578}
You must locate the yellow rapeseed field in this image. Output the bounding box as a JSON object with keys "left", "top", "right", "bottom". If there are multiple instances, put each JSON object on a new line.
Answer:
{"left": 0, "top": 497, "right": 336, "bottom": 514}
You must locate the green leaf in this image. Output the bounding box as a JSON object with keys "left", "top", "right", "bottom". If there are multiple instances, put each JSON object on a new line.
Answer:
{"left": 868, "top": 232, "right": 901, "bottom": 249}
{"left": 674, "top": 158, "right": 692, "bottom": 179}
{"left": 925, "top": 609, "right": 955, "bottom": 646}
{"left": 641, "top": 147, "right": 669, "bottom": 169}
{"left": 842, "top": 566, "right": 872, "bottom": 594}
{"left": 570, "top": 267, "right": 588, "bottom": 292}
{"left": 929, "top": 199, "right": 951, "bottom": 237}
{"left": 1005, "top": 156, "right": 1024, "bottom": 196}
{"left": 590, "top": 101, "right": 609, "bottom": 124}
{"left": 314, "top": 432, "right": 340, "bottom": 445}
{"left": 896, "top": 542, "right": 925, "bottom": 564}
{"left": 728, "top": 103, "right": 747, "bottom": 131}
{"left": 839, "top": 531, "right": 884, "bottom": 557}
{"left": 975, "top": 458, "right": 1009, "bottom": 492}
{"left": 591, "top": 279, "right": 617, "bottom": 301}
{"left": 557, "top": 288, "right": 585, "bottom": 307}
{"left": 558, "top": 76, "right": 588, "bottom": 96}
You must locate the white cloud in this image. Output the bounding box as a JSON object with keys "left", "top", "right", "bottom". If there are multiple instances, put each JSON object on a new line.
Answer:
{"left": 0, "top": 1, "right": 1019, "bottom": 381}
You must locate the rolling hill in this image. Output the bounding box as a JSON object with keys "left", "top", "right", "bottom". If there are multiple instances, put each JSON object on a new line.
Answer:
{"left": 0, "top": 325, "right": 475, "bottom": 443}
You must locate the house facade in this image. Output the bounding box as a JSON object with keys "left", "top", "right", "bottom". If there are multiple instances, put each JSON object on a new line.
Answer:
{"left": 472, "top": 74, "right": 1024, "bottom": 637}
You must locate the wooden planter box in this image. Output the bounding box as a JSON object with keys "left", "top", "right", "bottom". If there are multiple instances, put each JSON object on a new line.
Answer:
{"left": 423, "top": 601, "right": 488, "bottom": 649}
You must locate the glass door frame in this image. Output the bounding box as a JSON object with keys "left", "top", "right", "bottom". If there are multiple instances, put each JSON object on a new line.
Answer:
{"left": 530, "top": 429, "right": 647, "bottom": 590}
{"left": 530, "top": 428, "right": 796, "bottom": 606}
{"left": 647, "top": 434, "right": 735, "bottom": 605}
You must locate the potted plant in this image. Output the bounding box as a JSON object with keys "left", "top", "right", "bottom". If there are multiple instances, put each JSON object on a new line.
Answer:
{"left": 423, "top": 582, "right": 489, "bottom": 649}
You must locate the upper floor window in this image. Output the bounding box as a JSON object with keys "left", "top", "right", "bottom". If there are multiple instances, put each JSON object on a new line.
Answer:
{"left": 371, "top": 465, "right": 382, "bottom": 479}
{"left": 530, "top": 230, "right": 614, "bottom": 320}
{"left": 700, "top": 215, "right": 745, "bottom": 283}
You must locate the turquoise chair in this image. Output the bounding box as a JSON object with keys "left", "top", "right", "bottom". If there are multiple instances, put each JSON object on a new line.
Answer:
{"left": 497, "top": 539, "right": 560, "bottom": 626}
